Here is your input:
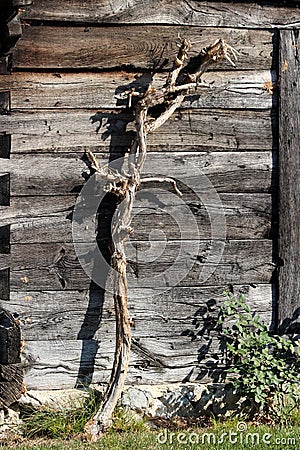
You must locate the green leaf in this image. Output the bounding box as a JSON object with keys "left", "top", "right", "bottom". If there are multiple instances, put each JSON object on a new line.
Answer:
{"left": 227, "top": 343, "right": 236, "bottom": 353}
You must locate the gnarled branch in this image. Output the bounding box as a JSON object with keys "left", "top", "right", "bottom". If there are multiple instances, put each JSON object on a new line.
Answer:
{"left": 84, "top": 37, "right": 238, "bottom": 441}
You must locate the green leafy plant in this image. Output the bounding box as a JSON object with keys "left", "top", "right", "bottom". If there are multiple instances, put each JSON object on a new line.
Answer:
{"left": 219, "top": 292, "right": 300, "bottom": 424}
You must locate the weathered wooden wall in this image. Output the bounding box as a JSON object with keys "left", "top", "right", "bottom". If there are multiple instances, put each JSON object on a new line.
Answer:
{"left": 0, "top": 0, "right": 299, "bottom": 390}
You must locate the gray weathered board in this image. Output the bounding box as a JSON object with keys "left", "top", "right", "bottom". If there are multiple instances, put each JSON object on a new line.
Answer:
{"left": 3, "top": 193, "right": 271, "bottom": 242}
{"left": 20, "top": 0, "right": 300, "bottom": 29}
{"left": 0, "top": 151, "right": 273, "bottom": 194}
{"left": 0, "top": 71, "right": 277, "bottom": 110}
{"left": 4, "top": 239, "right": 273, "bottom": 291}
{"left": 11, "top": 284, "right": 272, "bottom": 388}
{"left": 0, "top": 110, "right": 274, "bottom": 153}
{"left": 13, "top": 27, "right": 275, "bottom": 70}
{"left": 0, "top": 0, "right": 293, "bottom": 390}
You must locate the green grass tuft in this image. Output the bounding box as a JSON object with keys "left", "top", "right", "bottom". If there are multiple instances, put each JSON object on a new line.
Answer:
{"left": 20, "top": 389, "right": 102, "bottom": 439}
{"left": 19, "top": 390, "right": 147, "bottom": 440}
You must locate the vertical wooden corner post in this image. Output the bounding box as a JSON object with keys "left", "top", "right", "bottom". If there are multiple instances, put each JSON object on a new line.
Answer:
{"left": 83, "top": 38, "right": 238, "bottom": 441}
{"left": 278, "top": 30, "right": 300, "bottom": 333}
{"left": 0, "top": 0, "right": 27, "bottom": 409}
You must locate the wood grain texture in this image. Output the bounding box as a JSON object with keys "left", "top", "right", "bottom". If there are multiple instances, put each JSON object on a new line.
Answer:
{"left": 0, "top": 70, "right": 277, "bottom": 110}
{"left": 0, "top": 195, "right": 75, "bottom": 225}
{"left": 23, "top": 337, "right": 228, "bottom": 388}
{"left": 0, "top": 309, "right": 21, "bottom": 364}
{"left": 12, "top": 26, "right": 275, "bottom": 70}
{"left": 278, "top": 30, "right": 300, "bottom": 334}
{"left": 0, "top": 254, "right": 10, "bottom": 271}
{"left": 0, "top": 266, "right": 9, "bottom": 287}
{"left": 0, "top": 364, "right": 23, "bottom": 407}
{"left": 8, "top": 285, "right": 273, "bottom": 342}
{"left": 0, "top": 268, "right": 10, "bottom": 301}
{"left": 9, "top": 239, "right": 274, "bottom": 291}
{"left": 0, "top": 91, "right": 10, "bottom": 114}
{"left": 0, "top": 224, "right": 10, "bottom": 253}
{"left": 21, "top": 330, "right": 261, "bottom": 388}
{"left": 18, "top": 283, "right": 273, "bottom": 388}
{"left": 0, "top": 0, "right": 283, "bottom": 392}
{"left": 20, "top": 0, "right": 300, "bottom": 29}
{"left": 1, "top": 151, "right": 273, "bottom": 195}
{"left": 0, "top": 109, "right": 274, "bottom": 153}
{"left": 0, "top": 308, "right": 23, "bottom": 405}
{"left": 7, "top": 193, "right": 272, "bottom": 243}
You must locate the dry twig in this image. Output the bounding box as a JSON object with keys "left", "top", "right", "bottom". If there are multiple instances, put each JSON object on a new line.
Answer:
{"left": 83, "top": 37, "right": 238, "bottom": 441}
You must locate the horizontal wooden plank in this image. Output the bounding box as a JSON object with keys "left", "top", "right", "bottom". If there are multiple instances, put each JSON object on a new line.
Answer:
{"left": 0, "top": 190, "right": 273, "bottom": 228}
{"left": 27, "top": 332, "right": 297, "bottom": 390}
{"left": 7, "top": 193, "right": 272, "bottom": 243}
{"left": 12, "top": 26, "right": 274, "bottom": 70}
{"left": 0, "top": 195, "right": 76, "bottom": 224}
{"left": 0, "top": 70, "right": 277, "bottom": 110}
{"left": 9, "top": 239, "right": 274, "bottom": 291}
{"left": 1, "top": 151, "right": 273, "bottom": 196}
{"left": 0, "top": 109, "right": 274, "bottom": 153}
{"left": 20, "top": 0, "right": 300, "bottom": 29}
{"left": 8, "top": 284, "right": 273, "bottom": 341}
{"left": 10, "top": 214, "right": 73, "bottom": 244}
{"left": 124, "top": 239, "right": 274, "bottom": 287}
{"left": 0, "top": 254, "right": 10, "bottom": 271}
{"left": 23, "top": 337, "right": 229, "bottom": 388}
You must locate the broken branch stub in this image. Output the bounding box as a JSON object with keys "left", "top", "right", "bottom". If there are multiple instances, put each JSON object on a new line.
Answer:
{"left": 83, "top": 37, "right": 238, "bottom": 441}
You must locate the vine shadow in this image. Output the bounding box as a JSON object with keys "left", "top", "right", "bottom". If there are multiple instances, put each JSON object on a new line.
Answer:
{"left": 75, "top": 72, "right": 159, "bottom": 388}
{"left": 181, "top": 294, "right": 228, "bottom": 384}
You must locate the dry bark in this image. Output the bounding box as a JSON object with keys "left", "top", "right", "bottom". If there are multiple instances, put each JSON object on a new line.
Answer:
{"left": 83, "top": 37, "right": 238, "bottom": 441}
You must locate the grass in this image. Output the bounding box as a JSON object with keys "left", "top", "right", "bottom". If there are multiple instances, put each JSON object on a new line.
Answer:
{"left": 0, "top": 390, "right": 299, "bottom": 449}
{"left": 1, "top": 423, "right": 300, "bottom": 450}
{"left": 18, "top": 391, "right": 147, "bottom": 441}
{"left": 19, "top": 389, "right": 103, "bottom": 440}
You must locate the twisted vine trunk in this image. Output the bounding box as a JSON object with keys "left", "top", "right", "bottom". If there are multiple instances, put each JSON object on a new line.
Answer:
{"left": 84, "top": 38, "right": 238, "bottom": 441}
{"left": 85, "top": 183, "right": 136, "bottom": 439}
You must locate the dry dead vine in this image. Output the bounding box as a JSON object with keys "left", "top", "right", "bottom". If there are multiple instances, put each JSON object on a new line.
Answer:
{"left": 83, "top": 37, "right": 238, "bottom": 441}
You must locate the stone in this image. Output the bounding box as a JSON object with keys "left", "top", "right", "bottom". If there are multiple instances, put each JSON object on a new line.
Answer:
{"left": 0, "top": 405, "right": 22, "bottom": 440}
{"left": 122, "top": 387, "right": 150, "bottom": 413}
{"left": 19, "top": 383, "right": 244, "bottom": 420}
{"left": 0, "top": 410, "right": 4, "bottom": 426}
{"left": 20, "top": 388, "right": 90, "bottom": 410}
